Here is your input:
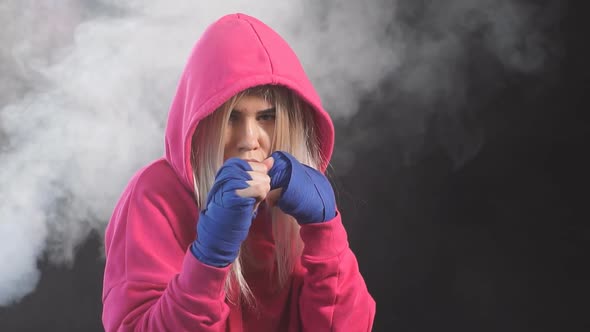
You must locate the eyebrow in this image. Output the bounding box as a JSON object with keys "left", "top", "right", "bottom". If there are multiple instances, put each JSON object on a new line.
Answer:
{"left": 230, "top": 107, "right": 276, "bottom": 115}
{"left": 257, "top": 107, "right": 276, "bottom": 115}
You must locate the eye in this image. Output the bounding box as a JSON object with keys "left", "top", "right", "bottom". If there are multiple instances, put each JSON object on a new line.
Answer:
{"left": 257, "top": 113, "right": 276, "bottom": 121}
{"left": 257, "top": 108, "right": 276, "bottom": 122}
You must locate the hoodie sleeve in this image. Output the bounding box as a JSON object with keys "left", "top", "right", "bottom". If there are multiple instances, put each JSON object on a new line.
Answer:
{"left": 102, "top": 169, "right": 231, "bottom": 332}
{"left": 297, "top": 212, "right": 376, "bottom": 331}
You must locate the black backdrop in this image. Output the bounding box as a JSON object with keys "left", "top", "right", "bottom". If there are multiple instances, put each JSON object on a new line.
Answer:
{"left": 1, "top": 0, "right": 588, "bottom": 331}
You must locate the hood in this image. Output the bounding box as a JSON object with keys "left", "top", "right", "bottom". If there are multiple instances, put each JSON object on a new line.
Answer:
{"left": 164, "top": 13, "right": 335, "bottom": 192}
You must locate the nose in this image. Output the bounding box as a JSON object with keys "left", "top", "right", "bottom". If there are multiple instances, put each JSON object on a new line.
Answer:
{"left": 237, "top": 118, "right": 260, "bottom": 152}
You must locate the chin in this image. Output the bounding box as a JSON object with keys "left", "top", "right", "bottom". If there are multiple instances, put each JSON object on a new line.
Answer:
{"left": 223, "top": 155, "right": 266, "bottom": 163}
{"left": 226, "top": 153, "right": 269, "bottom": 163}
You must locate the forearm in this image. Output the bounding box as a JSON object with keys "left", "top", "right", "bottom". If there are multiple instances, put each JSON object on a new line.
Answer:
{"left": 103, "top": 252, "right": 231, "bottom": 332}
{"left": 298, "top": 214, "right": 376, "bottom": 331}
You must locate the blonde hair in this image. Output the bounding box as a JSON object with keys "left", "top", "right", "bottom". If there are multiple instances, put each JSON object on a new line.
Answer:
{"left": 190, "top": 85, "right": 322, "bottom": 307}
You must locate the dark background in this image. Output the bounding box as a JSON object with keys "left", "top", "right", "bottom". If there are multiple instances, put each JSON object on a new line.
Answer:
{"left": 1, "top": 0, "right": 588, "bottom": 331}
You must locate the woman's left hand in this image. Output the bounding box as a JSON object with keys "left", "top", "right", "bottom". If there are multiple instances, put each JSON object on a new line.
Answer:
{"left": 265, "top": 151, "right": 336, "bottom": 224}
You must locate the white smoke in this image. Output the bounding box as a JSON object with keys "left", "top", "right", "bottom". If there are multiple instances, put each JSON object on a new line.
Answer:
{"left": 331, "top": 0, "right": 560, "bottom": 170}
{"left": 0, "top": 0, "right": 558, "bottom": 305}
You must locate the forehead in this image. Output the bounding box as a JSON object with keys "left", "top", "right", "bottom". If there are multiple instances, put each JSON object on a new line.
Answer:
{"left": 233, "top": 95, "right": 272, "bottom": 112}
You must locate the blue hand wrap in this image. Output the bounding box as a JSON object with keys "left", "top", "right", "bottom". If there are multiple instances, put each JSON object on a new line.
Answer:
{"left": 190, "top": 158, "right": 256, "bottom": 267}
{"left": 268, "top": 151, "right": 336, "bottom": 224}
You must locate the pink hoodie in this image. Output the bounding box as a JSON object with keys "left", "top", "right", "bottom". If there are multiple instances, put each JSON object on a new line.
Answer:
{"left": 102, "top": 13, "right": 376, "bottom": 331}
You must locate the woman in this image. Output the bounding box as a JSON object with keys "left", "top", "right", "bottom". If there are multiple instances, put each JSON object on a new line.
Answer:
{"left": 102, "top": 13, "right": 375, "bottom": 331}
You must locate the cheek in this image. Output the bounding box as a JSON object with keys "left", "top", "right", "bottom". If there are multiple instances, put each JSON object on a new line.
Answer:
{"left": 262, "top": 123, "right": 275, "bottom": 147}
{"left": 223, "top": 126, "right": 234, "bottom": 156}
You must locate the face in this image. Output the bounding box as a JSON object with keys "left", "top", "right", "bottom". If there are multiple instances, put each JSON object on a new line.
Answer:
{"left": 223, "top": 95, "right": 276, "bottom": 162}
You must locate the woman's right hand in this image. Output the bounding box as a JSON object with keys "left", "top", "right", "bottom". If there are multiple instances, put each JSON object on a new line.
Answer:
{"left": 190, "top": 158, "right": 272, "bottom": 267}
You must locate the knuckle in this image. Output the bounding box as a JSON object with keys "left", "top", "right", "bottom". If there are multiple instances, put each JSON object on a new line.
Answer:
{"left": 253, "top": 182, "right": 270, "bottom": 194}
